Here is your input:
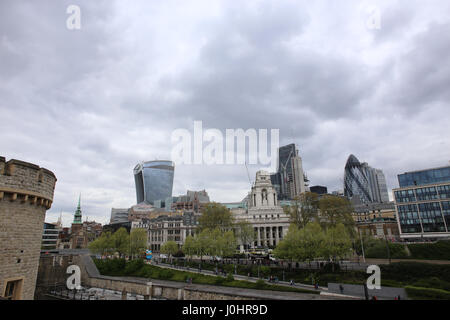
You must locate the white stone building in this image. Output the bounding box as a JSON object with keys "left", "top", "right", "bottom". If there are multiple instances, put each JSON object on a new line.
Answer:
{"left": 232, "top": 170, "right": 291, "bottom": 249}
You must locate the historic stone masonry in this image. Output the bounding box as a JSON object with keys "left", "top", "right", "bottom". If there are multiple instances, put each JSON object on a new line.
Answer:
{"left": 0, "top": 156, "right": 57, "bottom": 300}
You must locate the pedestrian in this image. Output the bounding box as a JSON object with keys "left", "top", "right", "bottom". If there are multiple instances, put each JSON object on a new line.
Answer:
{"left": 339, "top": 284, "right": 344, "bottom": 294}
{"left": 315, "top": 283, "right": 319, "bottom": 290}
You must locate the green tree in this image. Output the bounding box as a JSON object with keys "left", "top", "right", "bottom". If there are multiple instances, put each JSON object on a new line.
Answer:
{"left": 219, "top": 230, "right": 237, "bottom": 257}
{"left": 206, "top": 228, "right": 222, "bottom": 257}
{"left": 182, "top": 235, "right": 197, "bottom": 261}
{"left": 273, "top": 224, "right": 302, "bottom": 262}
{"left": 198, "top": 203, "right": 234, "bottom": 232}
{"left": 234, "top": 221, "right": 255, "bottom": 251}
{"left": 160, "top": 241, "right": 179, "bottom": 263}
{"left": 129, "top": 228, "right": 147, "bottom": 259}
{"left": 301, "top": 222, "right": 326, "bottom": 266}
{"left": 88, "top": 231, "right": 114, "bottom": 256}
{"left": 285, "top": 192, "right": 319, "bottom": 229}
{"left": 111, "top": 227, "right": 130, "bottom": 258}
{"left": 318, "top": 195, "right": 355, "bottom": 237}
{"left": 322, "top": 223, "right": 352, "bottom": 270}
{"left": 196, "top": 228, "right": 211, "bottom": 263}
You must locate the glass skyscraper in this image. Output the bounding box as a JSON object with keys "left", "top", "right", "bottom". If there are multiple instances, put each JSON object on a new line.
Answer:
{"left": 133, "top": 160, "right": 175, "bottom": 204}
{"left": 272, "top": 144, "right": 307, "bottom": 200}
{"left": 344, "top": 154, "right": 389, "bottom": 203}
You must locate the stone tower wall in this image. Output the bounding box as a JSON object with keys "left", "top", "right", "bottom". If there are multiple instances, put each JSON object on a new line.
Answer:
{"left": 0, "top": 156, "right": 57, "bottom": 300}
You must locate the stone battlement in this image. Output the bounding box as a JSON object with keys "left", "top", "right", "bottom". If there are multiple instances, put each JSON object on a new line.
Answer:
{"left": 0, "top": 156, "right": 57, "bottom": 209}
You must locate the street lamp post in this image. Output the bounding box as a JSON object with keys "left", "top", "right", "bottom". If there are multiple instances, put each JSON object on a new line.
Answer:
{"left": 384, "top": 234, "right": 391, "bottom": 264}
{"left": 359, "top": 229, "right": 366, "bottom": 263}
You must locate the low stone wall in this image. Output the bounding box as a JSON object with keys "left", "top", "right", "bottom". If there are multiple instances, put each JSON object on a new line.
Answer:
{"left": 38, "top": 252, "right": 324, "bottom": 300}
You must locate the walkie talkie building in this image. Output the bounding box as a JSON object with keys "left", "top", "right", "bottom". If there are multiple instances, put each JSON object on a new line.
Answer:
{"left": 134, "top": 160, "right": 175, "bottom": 204}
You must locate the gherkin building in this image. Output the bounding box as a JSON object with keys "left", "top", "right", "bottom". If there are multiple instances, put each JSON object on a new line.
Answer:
{"left": 343, "top": 154, "right": 373, "bottom": 203}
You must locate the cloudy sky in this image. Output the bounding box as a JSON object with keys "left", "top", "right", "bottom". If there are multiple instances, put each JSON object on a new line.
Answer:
{"left": 1, "top": 0, "right": 449, "bottom": 227}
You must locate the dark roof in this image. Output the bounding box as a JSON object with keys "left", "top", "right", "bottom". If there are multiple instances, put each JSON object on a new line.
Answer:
{"left": 345, "top": 154, "right": 361, "bottom": 168}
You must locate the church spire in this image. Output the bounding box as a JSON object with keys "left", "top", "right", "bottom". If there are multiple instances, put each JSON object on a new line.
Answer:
{"left": 73, "top": 194, "right": 82, "bottom": 224}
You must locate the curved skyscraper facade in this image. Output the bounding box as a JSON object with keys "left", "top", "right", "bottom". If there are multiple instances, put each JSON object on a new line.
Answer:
{"left": 134, "top": 160, "right": 174, "bottom": 204}
{"left": 344, "top": 155, "right": 372, "bottom": 203}
{"left": 344, "top": 154, "right": 389, "bottom": 203}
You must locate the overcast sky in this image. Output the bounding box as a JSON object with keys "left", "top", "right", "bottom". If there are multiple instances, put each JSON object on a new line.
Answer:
{"left": 1, "top": 0, "right": 450, "bottom": 227}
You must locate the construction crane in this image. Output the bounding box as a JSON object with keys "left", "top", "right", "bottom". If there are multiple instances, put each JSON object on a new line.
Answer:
{"left": 245, "top": 161, "right": 253, "bottom": 188}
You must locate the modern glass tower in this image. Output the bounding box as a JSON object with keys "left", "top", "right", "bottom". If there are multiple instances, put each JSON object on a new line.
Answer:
{"left": 344, "top": 155, "right": 372, "bottom": 203}
{"left": 134, "top": 160, "right": 175, "bottom": 204}
{"left": 275, "top": 144, "right": 307, "bottom": 200}
{"left": 344, "top": 154, "right": 389, "bottom": 203}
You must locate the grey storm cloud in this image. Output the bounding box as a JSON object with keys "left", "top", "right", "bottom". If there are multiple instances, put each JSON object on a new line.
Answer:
{"left": 1, "top": 0, "right": 450, "bottom": 226}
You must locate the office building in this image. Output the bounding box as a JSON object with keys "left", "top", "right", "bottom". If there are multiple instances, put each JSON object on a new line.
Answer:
{"left": 110, "top": 208, "right": 130, "bottom": 224}
{"left": 394, "top": 165, "right": 450, "bottom": 240}
{"left": 310, "top": 185, "right": 328, "bottom": 195}
{"left": 133, "top": 160, "right": 174, "bottom": 204}
{"left": 171, "top": 190, "right": 210, "bottom": 213}
{"left": 41, "top": 223, "right": 60, "bottom": 251}
{"left": 343, "top": 154, "right": 389, "bottom": 204}
{"left": 146, "top": 212, "right": 198, "bottom": 251}
{"left": 271, "top": 144, "right": 308, "bottom": 200}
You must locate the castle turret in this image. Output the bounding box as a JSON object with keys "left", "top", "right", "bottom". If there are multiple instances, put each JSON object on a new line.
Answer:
{"left": 0, "top": 156, "right": 57, "bottom": 300}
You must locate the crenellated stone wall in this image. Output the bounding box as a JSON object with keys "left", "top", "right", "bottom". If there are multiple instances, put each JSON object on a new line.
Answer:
{"left": 0, "top": 156, "right": 57, "bottom": 300}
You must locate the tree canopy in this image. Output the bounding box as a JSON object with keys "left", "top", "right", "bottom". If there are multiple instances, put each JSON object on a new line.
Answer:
{"left": 284, "top": 192, "right": 320, "bottom": 229}
{"left": 197, "top": 202, "right": 234, "bottom": 232}
{"left": 234, "top": 220, "right": 255, "bottom": 250}
{"left": 318, "top": 195, "right": 355, "bottom": 237}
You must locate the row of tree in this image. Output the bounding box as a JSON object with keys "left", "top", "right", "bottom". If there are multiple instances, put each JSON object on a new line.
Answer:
{"left": 274, "top": 193, "right": 356, "bottom": 270}
{"left": 88, "top": 227, "right": 147, "bottom": 258}
{"left": 88, "top": 194, "right": 357, "bottom": 268}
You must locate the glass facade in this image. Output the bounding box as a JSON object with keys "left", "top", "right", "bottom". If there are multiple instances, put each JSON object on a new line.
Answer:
{"left": 398, "top": 166, "right": 450, "bottom": 188}
{"left": 398, "top": 204, "right": 421, "bottom": 233}
{"left": 344, "top": 154, "right": 389, "bottom": 203}
{"left": 394, "top": 181, "right": 450, "bottom": 237}
{"left": 134, "top": 161, "right": 174, "bottom": 204}
{"left": 394, "top": 189, "right": 416, "bottom": 203}
{"left": 418, "top": 202, "right": 446, "bottom": 232}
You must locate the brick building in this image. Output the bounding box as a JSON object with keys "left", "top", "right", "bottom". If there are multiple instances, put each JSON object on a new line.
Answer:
{"left": 0, "top": 156, "right": 57, "bottom": 300}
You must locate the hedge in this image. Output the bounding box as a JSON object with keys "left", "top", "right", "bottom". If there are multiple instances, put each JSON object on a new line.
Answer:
{"left": 407, "top": 241, "right": 450, "bottom": 260}
{"left": 405, "top": 286, "right": 450, "bottom": 300}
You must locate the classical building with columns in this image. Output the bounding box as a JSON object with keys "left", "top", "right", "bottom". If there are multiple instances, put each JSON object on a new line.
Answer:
{"left": 231, "top": 170, "right": 291, "bottom": 249}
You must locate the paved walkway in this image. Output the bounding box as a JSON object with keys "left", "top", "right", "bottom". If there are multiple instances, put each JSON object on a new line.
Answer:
{"left": 151, "top": 262, "right": 327, "bottom": 293}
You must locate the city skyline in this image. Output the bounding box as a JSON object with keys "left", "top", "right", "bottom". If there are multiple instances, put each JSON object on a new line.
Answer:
{"left": 1, "top": 0, "right": 450, "bottom": 226}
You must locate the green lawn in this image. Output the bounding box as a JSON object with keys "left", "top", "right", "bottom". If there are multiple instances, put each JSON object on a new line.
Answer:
{"left": 93, "top": 258, "right": 319, "bottom": 295}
